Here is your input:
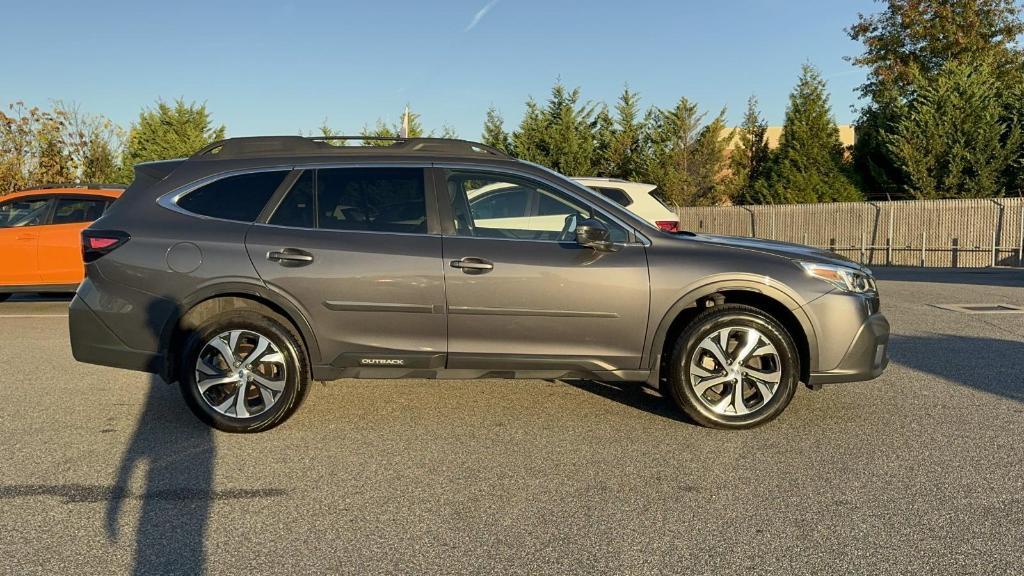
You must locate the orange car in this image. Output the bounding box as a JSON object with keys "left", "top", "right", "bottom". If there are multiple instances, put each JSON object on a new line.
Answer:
{"left": 0, "top": 185, "right": 124, "bottom": 300}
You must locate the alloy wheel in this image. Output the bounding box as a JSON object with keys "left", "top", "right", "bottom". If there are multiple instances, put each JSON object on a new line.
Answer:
{"left": 688, "top": 326, "right": 782, "bottom": 416}
{"left": 195, "top": 329, "right": 287, "bottom": 419}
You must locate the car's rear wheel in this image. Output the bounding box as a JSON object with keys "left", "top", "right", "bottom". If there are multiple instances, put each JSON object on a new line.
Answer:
{"left": 179, "top": 310, "right": 309, "bottom": 433}
{"left": 668, "top": 304, "right": 799, "bottom": 429}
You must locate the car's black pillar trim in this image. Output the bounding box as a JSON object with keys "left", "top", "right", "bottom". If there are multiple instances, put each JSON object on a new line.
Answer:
{"left": 256, "top": 169, "right": 303, "bottom": 224}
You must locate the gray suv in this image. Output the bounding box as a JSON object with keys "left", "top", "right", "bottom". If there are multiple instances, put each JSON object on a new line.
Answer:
{"left": 69, "top": 136, "right": 889, "bottom": 432}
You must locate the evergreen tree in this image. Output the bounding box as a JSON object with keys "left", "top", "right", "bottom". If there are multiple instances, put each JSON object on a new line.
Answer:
{"left": 592, "top": 104, "right": 616, "bottom": 176}
{"left": 81, "top": 135, "right": 119, "bottom": 183}
{"left": 753, "top": 65, "right": 862, "bottom": 203}
{"left": 848, "top": 0, "right": 1024, "bottom": 196}
{"left": 887, "top": 61, "right": 1022, "bottom": 198}
{"left": 120, "top": 99, "right": 225, "bottom": 181}
{"left": 510, "top": 99, "right": 548, "bottom": 165}
{"left": 730, "top": 96, "right": 771, "bottom": 204}
{"left": 644, "top": 97, "right": 705, "bottom": 206}
{"left": 691, "top": 109, "right": 731, "bottom": 205}
{"left": 481, "top": 106, "right": 511, "bottom": 153}
{"left": 542, "top": 82, "right": 596, "bottom": 176}
{"left": 603, "top": 86, "right": 647, "bottom": 180}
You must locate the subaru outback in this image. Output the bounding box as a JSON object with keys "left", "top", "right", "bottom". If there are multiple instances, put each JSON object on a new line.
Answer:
{"left": 69, "top": 136, "right": 889, "bottom": 432}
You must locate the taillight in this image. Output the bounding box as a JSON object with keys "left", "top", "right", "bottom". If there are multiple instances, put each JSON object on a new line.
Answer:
{"left": 656, "top": 220, "right": 680, "bottom": 233}
{"left": 82, "top": 230, "right": 130, "bottom": 263}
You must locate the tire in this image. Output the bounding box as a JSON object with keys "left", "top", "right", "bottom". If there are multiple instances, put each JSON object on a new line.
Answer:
{"left": 179, "top": 309, "right": 310, "bottom": 433}
{"left": 668, "top": 304, "right": 799, "bottom": 429}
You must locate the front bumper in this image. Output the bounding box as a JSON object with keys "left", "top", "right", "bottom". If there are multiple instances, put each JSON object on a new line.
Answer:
{"left": 807, "top": 311, "right": 890, "bottom": 385}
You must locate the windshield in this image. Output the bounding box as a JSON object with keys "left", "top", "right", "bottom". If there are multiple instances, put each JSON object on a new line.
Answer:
{"left": 0, "top": 197, "right": 50, "bottom": 228}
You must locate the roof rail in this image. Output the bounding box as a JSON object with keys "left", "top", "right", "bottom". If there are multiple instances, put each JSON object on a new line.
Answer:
{"left": 191, "top": 136, "right": 512, "bottom": 160}
{"left": 28, "top": 183, "right": 128, "bottom": 190}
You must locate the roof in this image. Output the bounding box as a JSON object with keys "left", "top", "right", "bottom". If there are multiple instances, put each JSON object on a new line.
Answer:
{"left": 3, "top": 185, "right": 125, "bottom": 200}
{"left": 190, "top": 136, "right": 513, "bottom": 161}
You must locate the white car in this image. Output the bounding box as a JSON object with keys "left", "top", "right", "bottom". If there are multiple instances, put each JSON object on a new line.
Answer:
{"left": 573, "top": 177, "right": 681, "bottom": 232}
{"left": 463, "top": 177, "right": 681, "bottom": 236}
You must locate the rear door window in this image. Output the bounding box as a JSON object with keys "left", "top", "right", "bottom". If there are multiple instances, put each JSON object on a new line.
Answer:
{"left": 51, "top": 198, "right": 109, "bottom": 224}
{"left": 268, "top": 171, "right": 314, "bottom": 228}
{"left": 178, "top": 171, "right": 288, "bottom": 222}
{"left": 269, "top": 167, "right": 428, "bottom": 234}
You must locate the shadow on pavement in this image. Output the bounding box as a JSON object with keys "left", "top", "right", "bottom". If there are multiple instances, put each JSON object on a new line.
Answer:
{"left": 890, "top": 334, "right": 1024, "bottom": 402}
{"left": 106, "top": 375, "right": 215, "bottom": 574}
{"left": 874, "top": 267, "right": 1024, "bottom": 288}
{"left": 563, "top": 379, "right": 697, "bottom": 425}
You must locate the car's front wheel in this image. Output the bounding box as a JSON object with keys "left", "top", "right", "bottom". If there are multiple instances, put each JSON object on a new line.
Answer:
{"left": 668, "top": 304, "right": 799, "bottom": 429}
{"left": 179, "top": 310, "right": 309, "bottom": 433}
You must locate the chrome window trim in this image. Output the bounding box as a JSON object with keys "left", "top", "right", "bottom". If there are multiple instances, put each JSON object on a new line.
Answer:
{"left": 156, "top": 165, "right": 296, "bottom": 222}
{"left": 155, "top": 160, "right": 650, "bottom": 246}
{"left": 434, "top": 161, "right": 651, "bottom": 247}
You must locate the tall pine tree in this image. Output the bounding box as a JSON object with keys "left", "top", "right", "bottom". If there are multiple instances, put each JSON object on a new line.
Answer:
{"left": 848, "top": 0, "right": 1024, "bottom": 197}
{"left": 753, "top": 65, "right": 861, "bottom": 203}
{"left": 644, "top": 97, "right": 704, "bottom": 206}
{"left": 887, "top": 61, "right": 1022, "bottom": 198}
{"left": 481, "top": 106, "right": 511, "bottom": 153}
{"left": 120, "top": 99, "right": 225, "bottom": 181}
{"left": 691, "top": 109, "right": 731, "bottom": 205}
{"left": 730, "top": 96, "right": 771, "bottom": 204}
{"left": 602, "top": 86, "right": 647, "bottom": 180}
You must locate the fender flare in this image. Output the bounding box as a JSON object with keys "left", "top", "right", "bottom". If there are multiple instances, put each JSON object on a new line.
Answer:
{"left": 644, "top": 275, "right": 819, "bottom": 384}
{"left": 160, "top": 279, "right": 323, "bottom": 374}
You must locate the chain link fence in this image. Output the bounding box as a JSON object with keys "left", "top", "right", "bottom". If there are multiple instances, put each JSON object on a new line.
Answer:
{"left": 677, "top": 197, "right": 1024, "bottom": 268}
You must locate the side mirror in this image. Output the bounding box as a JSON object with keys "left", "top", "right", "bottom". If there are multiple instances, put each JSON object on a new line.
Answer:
{"left": 576, "top": 218, "right": 613, "bottom": 251}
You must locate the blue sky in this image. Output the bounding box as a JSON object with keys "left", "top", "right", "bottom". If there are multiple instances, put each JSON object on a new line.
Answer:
{"left": 0, "top": 0, "right": 876, "bottom": 138}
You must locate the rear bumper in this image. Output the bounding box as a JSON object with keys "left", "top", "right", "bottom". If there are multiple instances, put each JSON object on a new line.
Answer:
{"left": 808, "top": 312, "right": 890, "bottom": 385}
{"left": 69, "top": 294, "right": 163, "bottom": 373}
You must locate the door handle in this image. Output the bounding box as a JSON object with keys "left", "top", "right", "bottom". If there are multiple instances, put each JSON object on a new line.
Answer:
{"left": 15, "top": 234, "right": 36, "bottom": 241}
{"left": 267, "top": 248, "right": 314, "bottom": 267}
{"left": 450, "top": 257, "right": 494, "bottom": 274}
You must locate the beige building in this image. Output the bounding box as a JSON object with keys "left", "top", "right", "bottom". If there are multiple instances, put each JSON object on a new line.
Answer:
{"left": 728, "top": 125, "right": 856, "bottom": 149}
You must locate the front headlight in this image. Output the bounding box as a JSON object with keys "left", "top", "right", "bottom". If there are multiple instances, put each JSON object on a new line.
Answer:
{"left": 798, "top": 261, "right": 877, "bottom": 294}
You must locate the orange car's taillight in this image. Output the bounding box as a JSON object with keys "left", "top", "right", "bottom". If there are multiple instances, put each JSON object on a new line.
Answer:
{"left": 655, "top": 220, "right": 680, "bottom": 233}
{"left": 82, "top": 230, "right": 130, "bottom": 263}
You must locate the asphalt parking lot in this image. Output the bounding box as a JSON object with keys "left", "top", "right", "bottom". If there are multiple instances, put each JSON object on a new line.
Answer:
{"left": 1, "top": 268, "right": 1023, "bottom": 575}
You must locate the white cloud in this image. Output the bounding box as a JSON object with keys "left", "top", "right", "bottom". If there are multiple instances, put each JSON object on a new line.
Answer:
{"left": 465, "top": 0, "right": 499, "bottom": 32}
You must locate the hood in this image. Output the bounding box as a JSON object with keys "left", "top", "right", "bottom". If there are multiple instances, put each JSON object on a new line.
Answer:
{"left": 687, "top": 233, "right": 866, "bottom": 270}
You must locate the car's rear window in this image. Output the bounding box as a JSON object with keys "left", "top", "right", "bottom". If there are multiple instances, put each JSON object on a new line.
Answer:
{"left": 648, "top": 188, "right": 674, "bottom": 210}
{"left": 178, "top": 171, "right": 287, "bottom": 222}
{"left": 590, "top": 186, "right": 633, "bottom": 207}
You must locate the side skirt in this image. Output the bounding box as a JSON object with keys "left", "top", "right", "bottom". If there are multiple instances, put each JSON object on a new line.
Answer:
{"left": 312, "top": 365, "right": 651, "bottom": 383}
